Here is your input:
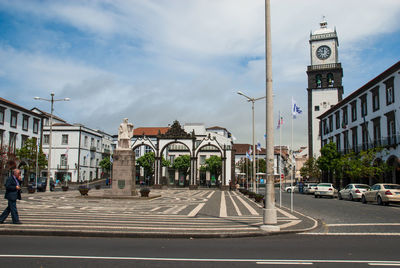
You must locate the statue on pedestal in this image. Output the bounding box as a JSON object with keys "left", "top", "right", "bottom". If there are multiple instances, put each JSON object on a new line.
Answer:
{"left": 118, "top": 118, "right": 134, "bottom": 149}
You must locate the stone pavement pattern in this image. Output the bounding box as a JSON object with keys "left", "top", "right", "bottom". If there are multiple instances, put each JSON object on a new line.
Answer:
{"left": 0, "top": 189, "right": 316, "bottom": 237}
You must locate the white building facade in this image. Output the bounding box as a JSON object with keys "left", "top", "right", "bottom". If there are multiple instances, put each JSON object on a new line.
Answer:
{"left": 318, "top": 60, "right": 400, "bottom": 185}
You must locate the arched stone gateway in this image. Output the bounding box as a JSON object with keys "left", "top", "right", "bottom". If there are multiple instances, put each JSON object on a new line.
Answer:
{"left": 131, "top": 121, "right": 232, "bottom": 190}
{"left": 386, "top": 156, "right": 400, "bottom": 184}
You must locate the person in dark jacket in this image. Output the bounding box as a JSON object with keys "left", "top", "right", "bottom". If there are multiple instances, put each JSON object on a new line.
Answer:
{"left": 0, "top": 169, "right": 23, "bottom": 224}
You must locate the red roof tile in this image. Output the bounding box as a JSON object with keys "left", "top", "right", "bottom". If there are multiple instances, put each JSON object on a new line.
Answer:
{"left": 133, "top": 127, "right": 170, "bottom": 136}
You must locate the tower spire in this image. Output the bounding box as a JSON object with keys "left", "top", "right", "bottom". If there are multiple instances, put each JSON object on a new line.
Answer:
{"left": 320, "top": 16, "right": 327, "bottom": 28}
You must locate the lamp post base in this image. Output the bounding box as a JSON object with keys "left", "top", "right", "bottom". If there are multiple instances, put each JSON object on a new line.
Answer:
{"left": 262, "top": 207, "right": 278, "bottom": 225}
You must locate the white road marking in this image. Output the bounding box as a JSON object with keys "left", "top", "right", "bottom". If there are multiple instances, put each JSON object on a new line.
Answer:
{"left": 276, "top": 208, "right": 298, "bottom": 220}
{"left": 220, "top": 191, "right": 227, "bottom": 218}
{"left": 278, "top": 220, "right": 302, "bottom": 229}
{"left": 302, "top": 233, "right": 400, "bottom": 236}
{"left": 235, "top": 194, "right": 258, "bottom": 215}
{"left": 256, "top": 261, "right": 312, "bottom": 265}
{"left": 326, "top": 223, "right": 400, "bottom": 227}
{"left": 0, "top": 255, "right": 398, "bottom": 266}
{"left": 227, "top": 191, "right": 242, "bottom": 216}
{"left": 207, "top": 191, "right": 215, "bottom": 199}
{"left": 187, "top": 203, "right": 205, "bottom": 217}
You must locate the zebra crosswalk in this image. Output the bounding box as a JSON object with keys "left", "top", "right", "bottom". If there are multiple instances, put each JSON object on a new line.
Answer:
{"left": 0, "top": 189, "right": 307, "bottom": 237}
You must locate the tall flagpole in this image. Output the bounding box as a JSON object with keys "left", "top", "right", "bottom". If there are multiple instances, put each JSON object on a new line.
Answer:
{"left": 262, "top": 0, "right": 279, "bottom": 231}
{"left": 279, "top": 111, "right": 282, "bottom": 208}
{"left": 291, "top": 98, "right": 294, "bottom": 212}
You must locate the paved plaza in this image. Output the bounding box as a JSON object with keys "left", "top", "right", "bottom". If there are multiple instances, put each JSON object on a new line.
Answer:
{"left": 0, "top": 189, "right": 316, "bottom": 238}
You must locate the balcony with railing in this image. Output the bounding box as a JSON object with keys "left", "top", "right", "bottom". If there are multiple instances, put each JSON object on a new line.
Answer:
{"left": 337, "top": 135, "right": 399, "bottom": 155}
{"left": 90, "top": 146, "right": 96, "bottom": 152}
{"left": 307, "top": 63, "right": 342, "bottom": 72}
{"left": 57, "top": 164, "right": 69, "bottom": 170}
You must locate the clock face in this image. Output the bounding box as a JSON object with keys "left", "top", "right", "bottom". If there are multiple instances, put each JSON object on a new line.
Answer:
{"left": 316, "top": 45, "right": 331, "bottom": 60}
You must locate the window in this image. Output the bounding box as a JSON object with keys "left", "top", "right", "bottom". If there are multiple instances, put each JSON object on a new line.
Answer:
{"left": 328, "top": 115, "right": 333, "bottom": 132}
{"left": 314, "top": 105, "right": 320, "bottom": 111}
{"left": 323, "top": 119, "right": 328, "bottom": 135}
{"left": 21, "top": 135, "right": 28, "bottom": 148}
{"left": 91, "top": 138, "right": 95, "bottom": 147}
{"left": 360, "top": 94, "right": 367, "bottom": 117}
{"left": 135, "top": 147, "right": 141, "bottom": 157}
{"left": 384, "top": 77, "right": 395, "bottom": 105}
{"left": 351, "top": 127, "right": 358, "bottom": 152}
{"left": 0, "top": 107, "right": 5, "bottom": 125}
{"left": 60, "top": 154, "right": 68, "bottom": 166}
{"left": 9, "top": 132, "right": 17, "bottom": 153}
{"left": 316, "top": 74, "right": 322, "bottom": 88}
{"left": 351, "top": 101, "right": 357, "bottom": 122}
{"left": 43, "top": 134, "right": 49, "bottom": 144}
{"left": 169, "top": 155, "right": 175, "bottom": 165}
{"left": 84, "top": 136, "right": 88, "bottom": 147}
{"left": 10, "top": 110, "right": 18, "bottom": 128}
{"left": 0, "top": 130, "right": 4, "bottom": 147}
{"left": 342, "top": 106, "right": 348, "bottom": 128}
{"left": 62, "top": 134, "right": 68, "bottom": 145}
{"left": 96, "top": 159, "right": 99, "bottom": 167}
{"left": 343, "top": 131, "right": 349, "bottom": 153}
{"left": 335, "top": 134, "right": 341, "bottom": 151}
{"left": 83, "top": 156, "right": 87, "bottom": 166}
{"left": 327, "top": 73, "right": 334, "bottom": 87}
{"left": 372, "top": 117, "right": 381, "bottom": 146}
{"left": 22, "top": 115, "right": 29, "bottom": 131}
{"left": 200, "top": 155, "right": 206, "bottom": 165}
{"left": 371, "top": 86, "right": 380, "bottom": 112}
{"left": 97, "top": 140, "right": 100, "bottom": 149}
{"left": 361, "top": 123, "right": 369, "bottom": 150}
{"left": 335, "top": 111, "right": 340, "bottom": 129}
{"left": 386, "top": 111, "right": 396, "bottom": 146}
{"left": 33, "top": 119, "right": 39, "bottom": 134}
{"left": 145, "top": 145, "right": 152, "bottom": 154}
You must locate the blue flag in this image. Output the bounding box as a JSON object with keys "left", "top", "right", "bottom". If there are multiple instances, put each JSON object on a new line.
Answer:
{"left": 292, "top": 97, "right": 302, "bottom": 118}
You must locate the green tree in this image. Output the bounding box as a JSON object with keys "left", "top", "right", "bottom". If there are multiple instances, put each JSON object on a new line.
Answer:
{"left": 203, "top": 156, "right": 222, "bottom": 177}
{"left": 341, "top": 147, "right": 389, "bottom": 183}
{"left": 16, "top": 138, "right": 47, "bottom": 185}
{"left": 172, "top": 155, "right": 190, "bottom": 174}
{"left": 99, "top": 156, "right": 112, "bottom": 173}
{"left": 300, "top": 157, "right": 321, "bottom": 182}
{"left": 136, "top": 151, "right": 155, "bottom": 178}
{"left": 317, "top": 142, "right": 342, "bottom": 185}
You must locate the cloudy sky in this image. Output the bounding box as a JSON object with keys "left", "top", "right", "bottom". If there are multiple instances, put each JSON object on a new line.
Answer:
{"left": 1, "top": 0, "right": 400, "bottom": 149}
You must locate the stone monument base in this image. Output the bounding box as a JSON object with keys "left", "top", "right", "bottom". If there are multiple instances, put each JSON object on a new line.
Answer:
{"left": 109, "top": 149, "right": 137, "bottom": 196}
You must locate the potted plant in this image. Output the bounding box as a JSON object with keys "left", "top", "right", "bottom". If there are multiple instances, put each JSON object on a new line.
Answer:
{"left": 254, "top": 194, "right": 264, "bottom": 203}
{"left": 28, "top": 184, "right": 36, "bottom": 194}
{"left": 78, "top": 185, "right": 90, "bottom": 196}
{"left": 95, "top": 184, "right": 101, "bottom": 190}
{"left": 139, "top": 187, "right": 150, "bottom": 197}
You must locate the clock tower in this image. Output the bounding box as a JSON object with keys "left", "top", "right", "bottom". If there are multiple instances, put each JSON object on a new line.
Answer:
{"left": 307, "top": 18, "right": 343, "bottom": 158}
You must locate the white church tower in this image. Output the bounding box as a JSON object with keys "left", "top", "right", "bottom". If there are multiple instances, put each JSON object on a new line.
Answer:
{"left": 307, "top": 18, "right": 343, "bottom": 158}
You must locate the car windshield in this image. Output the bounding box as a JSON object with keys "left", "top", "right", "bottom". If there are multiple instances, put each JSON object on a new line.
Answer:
{"left": 318, "top": 184, "right": 331, "bottom": 187}
{"left": 355, "top": 185, "right": 370, "bottom": 189}
{"left": 384, "top": 185, "right": 400, "bottom": 190}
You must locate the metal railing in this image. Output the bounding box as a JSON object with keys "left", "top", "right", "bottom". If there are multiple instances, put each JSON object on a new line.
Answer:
{"left": 57, "top": 164, "right": 69, "bottom": 170}
{"left": 307, "top": 63, "right": 342, "bottom": 72}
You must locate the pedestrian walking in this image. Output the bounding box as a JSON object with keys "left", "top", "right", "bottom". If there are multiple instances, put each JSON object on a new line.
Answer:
{"left": 0, "top": 169, "right": 23, "bottom": 224}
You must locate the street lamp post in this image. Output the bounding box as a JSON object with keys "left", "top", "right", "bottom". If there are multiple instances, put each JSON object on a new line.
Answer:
{"left": 34, "top": 93, "right": 70, "bottom": 191}
{"left": 237, "top": 91, "right": 265, "bottom": 192}
{"left": 261, "top": 0, "right": 280, "bottom": 232}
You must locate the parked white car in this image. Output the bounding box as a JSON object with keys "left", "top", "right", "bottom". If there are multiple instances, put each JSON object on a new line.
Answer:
{"left": 361, "top": 183, "right": 400, "bottom": 205}
{"left": 284, "top": 185, "right": 298, "bottom": 193}
{"left": 304, "top": 183, "right": 318, "bottom": 194}
{"left": 314, "top": 183, "right": 337, "bottom": 198}
{"left": 338, "top": 184, "right": 370, "bottom": 201}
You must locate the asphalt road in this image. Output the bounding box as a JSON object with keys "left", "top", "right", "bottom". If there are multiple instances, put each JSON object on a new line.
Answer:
{"left": 277, "top": 190, "right": 400, "bottom": 234}
{"left": 1, "top": 235, "right": 399, "bottom": 267}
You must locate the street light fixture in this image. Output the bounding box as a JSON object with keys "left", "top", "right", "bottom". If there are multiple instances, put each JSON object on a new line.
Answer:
{"left": 34, "top": 92, "right": 70, "bottom": 191}
{"left": 237, "top": 90, "right": 266, "bottom": 192}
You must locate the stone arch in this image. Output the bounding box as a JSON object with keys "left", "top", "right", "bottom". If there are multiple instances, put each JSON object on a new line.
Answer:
{"left": 195, "top": 143, "right": 224, "bottom": 187}
{"left": 159, "top": 140, "right": 192, "bottom": 187}
{"left": 386, "top": 155, "right": 400, "bottom": 184}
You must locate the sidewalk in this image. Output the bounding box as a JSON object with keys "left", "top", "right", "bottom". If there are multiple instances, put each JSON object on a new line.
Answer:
{"left": 0, "top": 188, "right": 317, "bottom": 238}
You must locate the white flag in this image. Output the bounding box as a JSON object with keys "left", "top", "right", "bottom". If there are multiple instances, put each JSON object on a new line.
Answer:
{"left": 292, "top": 97, "right": 302, "bottom": 118}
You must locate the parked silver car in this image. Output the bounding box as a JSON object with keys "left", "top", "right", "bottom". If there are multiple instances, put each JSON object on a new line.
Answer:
{"left": 338, "top": 184, "right": 370, "bottom": 201}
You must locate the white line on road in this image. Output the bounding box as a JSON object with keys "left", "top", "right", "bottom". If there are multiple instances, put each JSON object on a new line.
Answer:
{"left": 301, "top": 233, "right": 400, "bottom": 236}
{"left": 220, "top": 191, "right": 227, "bottom": 218}
{"left": 326, "top": 223, "right": 400, "bottom": 227}
{"left": 0, "top": 255, "right": 399, "bottom": 266}
{"left": 235, "top": 195, "right": 259, "bottom": 215}
{"left": 256, "top": 261, "right": 312, "bottom": 265}
{"left": 207, "top": 191, "right": 215, "bottom": 199}
{"left": 227, "top": 192, "right": 242, "bottom": 216}
{"left": 187, "top": 203, "right": 205, "bottom": 217}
